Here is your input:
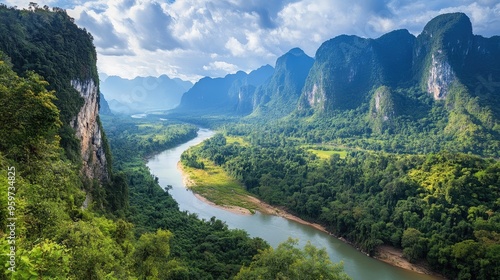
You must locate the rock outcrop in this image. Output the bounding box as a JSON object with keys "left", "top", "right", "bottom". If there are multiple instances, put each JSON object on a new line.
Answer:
{"left": 369, "top": 86, "right": 396, "bottom": 133}
{"left": 426, "top": 52, "right": 456, "bottom": 100}
{"left": 71, "top": 79, "right": 109, "bottom": 182}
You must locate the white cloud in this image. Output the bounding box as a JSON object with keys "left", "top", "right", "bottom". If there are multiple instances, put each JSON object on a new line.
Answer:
{"left": 225, "top": 37, "right": 246, "bottom": 56}
{"left": 203, "top": 61, "right": 239, "bottom": 73}
{"left": 2, "top": 0, "right": 500, "bottom": 82}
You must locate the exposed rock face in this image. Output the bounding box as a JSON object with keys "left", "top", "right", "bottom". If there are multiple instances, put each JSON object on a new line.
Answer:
{"left": 300, "top": 35, "right": 388, "bottom": 112}
{"left": 369, "top": 86, "right": 395, "bottom": 133}
{"left": 235, "top": 85, "right": 256, "bottom": 115}
{"left": 371, "top": 86, "right": 394, "bottom": 120}
{"left": 304, "top": 83, "right": 326, "bottom": 110}
{"left": 70, "top": 79, "right": 109, "bottom": 182}
{"left": 426, "top": 52, "right": 456, "bottom": 100}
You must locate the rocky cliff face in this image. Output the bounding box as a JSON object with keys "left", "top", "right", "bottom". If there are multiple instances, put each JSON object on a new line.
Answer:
{"left": 369, "top": 86, "right": 396, "bottom": 133}
{"left": 303, "top": 82, "right": 327, "bottom": 110}
{"left": 415, "top": 13, "right": 473, "bottom": 101}
{"left": 300, "top": 35, "right": 385, "bottom": 112}
{"left": 426, "top": 52, "right": 456, "bottom": 100}
{"left": 70, "top": 79, "right": 109, "bottom": 182}
{"left": 298, "top": 12, "right": 499, "bottom": 115}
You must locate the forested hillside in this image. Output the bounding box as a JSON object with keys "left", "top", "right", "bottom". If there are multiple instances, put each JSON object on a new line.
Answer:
{"left": 0, "top": 4, "right": 99, "bottom": 158}
{"left": 0, "top": 5, "right": 349, "bottom": 279}
{"left": 185, "top": 127, "right": 499, "bottom": 279}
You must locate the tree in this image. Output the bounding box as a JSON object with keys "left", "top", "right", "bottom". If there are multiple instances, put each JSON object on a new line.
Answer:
{"left": 0, "top": 55, "right": 61, "bottom": 162}
{"left": 401, "top": 228, "right": 427, "bottom": 262}
{"left": 235, "top": 238, "right": 351, "bottom": 280}
{"left": 133, "top": 229, "right": 188, "bottom": 280}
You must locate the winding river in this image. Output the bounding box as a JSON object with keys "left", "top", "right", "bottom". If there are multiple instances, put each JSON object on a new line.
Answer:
{"left": 146, "top": 128, "right": 439, "bottom": 280}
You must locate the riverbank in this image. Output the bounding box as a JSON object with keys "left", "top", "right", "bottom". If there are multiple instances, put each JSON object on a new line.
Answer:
{"left": 178, "top": 160, "right": 443, "bottom": 279}
{"left": 374, "top": 246, "right": 441, "bottom": 277}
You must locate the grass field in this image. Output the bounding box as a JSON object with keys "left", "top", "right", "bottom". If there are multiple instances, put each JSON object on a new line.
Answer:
{"left": 307, "top": 148, "right": 348, "bottom": 160}
{"left": 302, "top": 144, "right": 348, "bottom": 160}
{"left": 180, "top": 154, "right": 258, "bottom": 213}
{"left": 225, "top": 135, "right": 250, "bottom": 147}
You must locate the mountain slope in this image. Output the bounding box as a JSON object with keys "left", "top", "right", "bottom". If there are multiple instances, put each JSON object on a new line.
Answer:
{"left": 252, "top": 48, "right": 314, "bottom": 118}
{"left": 292, "top": 12, "right": 499, "bottom": 156}
{"left": 99, "top": 92, "right": 113, "bottom": 115}
{"left": 0, "top": 5, "right": 110, "bottom": 181}
{"left": 300, "top": 30, "right": 415, "bottom": 112}
{"left": 299, "top": 13, "right": 499, "bottom": 114}
{"left": 176, "top": 65, "right": 273, "bottom": 114}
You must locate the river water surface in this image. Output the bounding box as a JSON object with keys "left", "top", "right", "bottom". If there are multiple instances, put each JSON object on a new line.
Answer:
{"left": 146, "top": 128, "right": 439, "bottom": 280}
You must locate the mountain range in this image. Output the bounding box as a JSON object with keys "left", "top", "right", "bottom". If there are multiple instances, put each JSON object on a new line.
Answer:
{"left": 177, "top": 13, "right": 499, "bottom": 117}
{"left": 176, "top": 64, "right": 274, "bottom": 114}
{"left": 173, "top": 12, "right": 500, "bottom": 156}
{"left": 100, "top": 74, "right": 193, "bottom": 114}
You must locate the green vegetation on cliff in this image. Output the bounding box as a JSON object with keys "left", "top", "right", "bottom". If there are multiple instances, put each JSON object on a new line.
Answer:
{"left": 0, "top": 4, "right": 100, "bottom": 164}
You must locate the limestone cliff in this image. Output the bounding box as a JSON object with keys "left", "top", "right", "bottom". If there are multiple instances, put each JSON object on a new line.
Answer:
{"left": 303, "top": 82, "right": 327, "bottom": 111}
{"left": 426, "top": 52, "right": 456, "bottom": 100}
{"left": 415, "top": 13, "right": 471, "bottom": 100}
{"left": 70, "top": 79, "right": 109, "bottom": 182}
{"left": 369, "top": 86, "right": 396, "bottom": 133}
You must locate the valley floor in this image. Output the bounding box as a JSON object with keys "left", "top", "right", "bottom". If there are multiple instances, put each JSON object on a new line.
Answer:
{"left": 178, "top": 160, "right": 444, "bottom": 279}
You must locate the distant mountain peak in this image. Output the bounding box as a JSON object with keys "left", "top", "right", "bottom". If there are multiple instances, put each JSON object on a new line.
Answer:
{"left": 287, "top": 47, "right": 306, "bottom": 56}
{"left": 421, "top": 12, "right": 472, "bottom": 39}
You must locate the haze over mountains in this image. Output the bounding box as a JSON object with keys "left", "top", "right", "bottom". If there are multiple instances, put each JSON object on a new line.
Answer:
{"left": 102, "top": 12, "right": 499, "bottom": 156}
{"left": 100, "top": 74, "right": 192, "bottom": 114}
{"left": 175, "top": 64, "right": 274, "bottom": 114}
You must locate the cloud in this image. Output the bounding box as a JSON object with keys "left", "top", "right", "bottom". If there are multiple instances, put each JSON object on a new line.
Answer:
{"left": 77, "top": 10, "right": 132, "bottom": 55}
{"left": 4, "top": 0, "right": 499, "bottom": 81}
{"left": 225, "top": 37, "right": 246, "bottom": 56}
{"left": 129, "top": 2, "right": 181, "bottom": 51}
{"left": 386, "top": 0, "right": 500, "bottom": 36}
{"left": 203, "top": 61, "right": 239, "bottom": 73}
{"left": 220, "top": 0, "right": 299, "bottom": 29}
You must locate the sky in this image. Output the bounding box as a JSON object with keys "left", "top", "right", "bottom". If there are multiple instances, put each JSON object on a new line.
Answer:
{"left": 3, "top": 1, "right": 500, "bottom": 82}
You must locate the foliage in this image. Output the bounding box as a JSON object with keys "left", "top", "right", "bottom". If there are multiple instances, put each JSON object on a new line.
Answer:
{"left": 235, "top": 238, "right": 351, "bottom": 280}
{"left": 190, "top": 125, "right": 500, "bottom": 279}
{"left": 101, "top": 116, "right": 271, "bottom": 279}
{"left": 0, "top": 5, "right": 97, "bottom": 121}
{"left": 0, "top": 5, "right": 99, "bottom": 162}
{"left": 132, "top": 229, "right": 188, "bottom": 280}
{"left": 0, "top": 53, "right": 131, "bottom": 279}
{"left": 0, "top": 55, "right": 61, "bottom": 163}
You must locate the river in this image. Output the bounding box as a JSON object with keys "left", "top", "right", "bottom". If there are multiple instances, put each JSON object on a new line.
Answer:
{"left": 146, "top": 128, "right": 439, "bottom": 280}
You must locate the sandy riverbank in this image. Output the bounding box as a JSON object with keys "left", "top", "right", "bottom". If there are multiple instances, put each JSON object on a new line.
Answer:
{"left": 374, "top": 245, "right": 441, "bottom": 277}
{"left": 177, "top": 161, "right": 443, "bottom": 279}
